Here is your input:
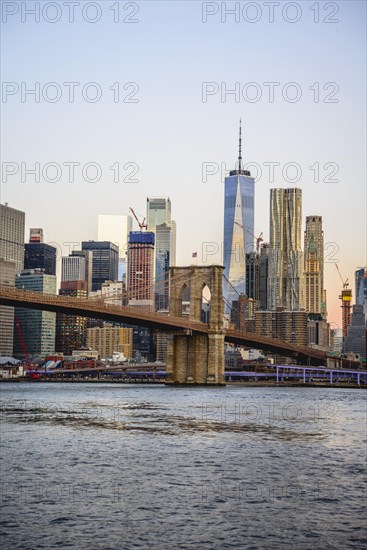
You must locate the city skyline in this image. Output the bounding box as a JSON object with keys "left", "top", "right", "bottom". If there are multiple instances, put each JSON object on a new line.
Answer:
{"left": 1, "top": 181, "right": 365, "bottom": 333}
{"left": 1, "top": 2, "right": 366, "bottom": 328}
{"left": 1, "top": 127, "right": 365, "bottom": 325}
{"left": 1, "top": 4, "right": 366, "bottom": 548}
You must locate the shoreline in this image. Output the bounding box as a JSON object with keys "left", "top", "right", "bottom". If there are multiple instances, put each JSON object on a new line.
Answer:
{"left": 0, "top": 378, "right": 365, "bottom": 389}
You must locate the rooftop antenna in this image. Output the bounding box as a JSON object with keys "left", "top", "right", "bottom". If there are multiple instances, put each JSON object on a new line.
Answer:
{"left": 238, "top": 118, "right": 242, "bottom": 172}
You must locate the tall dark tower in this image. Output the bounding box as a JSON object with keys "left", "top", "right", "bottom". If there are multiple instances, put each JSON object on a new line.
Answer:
{"left": 24, "top": 228, "right": 57, "bottom": 276}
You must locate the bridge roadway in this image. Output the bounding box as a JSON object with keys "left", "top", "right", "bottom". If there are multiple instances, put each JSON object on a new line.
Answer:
{"left": 0, "top": 285, "right": 328, "bottom": 365}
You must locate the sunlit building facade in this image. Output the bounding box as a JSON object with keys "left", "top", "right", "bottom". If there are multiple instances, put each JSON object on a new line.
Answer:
{"left": 304, "top": 216, "right": 325, "bottom": 315}
{"left": 86, "top": 326, "right": 133, "bottom": 359}
{"left": 267, "top": 188, "right": 304, "bottom": 311}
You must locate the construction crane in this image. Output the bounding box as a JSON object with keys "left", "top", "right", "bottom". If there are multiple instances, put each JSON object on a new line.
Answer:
{"left": 14, "top": 319, "right": 31, "bottom": 366}
{"left": 14, "top": 318, "right": 38, "bottom": 377}
{"left": 253, "top": 232, "right": 264, "bottom": 254}
{"left": 129, "top": 207, "right": 147, "bottom": 231}
{"left": 335, "top": 263, "right": 349, "bottom": 289}
{"left": 234, "top": 222, "right": 264, "bottom": 254}
{"left": 334, "top": 263, "right": 352, "bottom": 338}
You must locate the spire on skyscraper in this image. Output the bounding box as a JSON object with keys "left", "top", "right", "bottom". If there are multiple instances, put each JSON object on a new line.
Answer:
{"left": 238, "top": 118, "right": 242, "bottom": 172}
{"left": 230, "top": 118, "right": 250, "bottom": 177}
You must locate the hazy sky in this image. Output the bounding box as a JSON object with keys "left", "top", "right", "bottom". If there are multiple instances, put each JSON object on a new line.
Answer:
{"left": 1, "top": 0, "right": 366, "bottom": 327}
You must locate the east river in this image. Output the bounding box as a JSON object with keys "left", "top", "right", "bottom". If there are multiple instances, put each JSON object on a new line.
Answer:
{"left": 0, "top": 383, "right": 366, "bottom": 549}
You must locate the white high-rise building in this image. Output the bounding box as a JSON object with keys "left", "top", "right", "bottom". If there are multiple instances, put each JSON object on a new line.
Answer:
{"left": 61, "top": 255, "right": 86, "bottom": 282}
{"left": 0, "top": 203, "right": 25, "bottom": 356}
{"left": 0, "top": 203, "right": 25, "bottom": 274}
{"left": 267, "top": 188, "right": 304, "bottom": 311}
{"left": 70, "top": 250, "right": 93, "bottom": 295}
{"left": 97, "top": 215, "right": 132, "bottom": 261}
{"left": 89, "top": 280, "right": 125, "bottom": 306}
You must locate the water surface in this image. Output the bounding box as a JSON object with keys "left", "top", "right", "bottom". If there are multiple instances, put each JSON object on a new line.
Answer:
{"left": 1, "top": 383, "right": 366, "bottom": 549}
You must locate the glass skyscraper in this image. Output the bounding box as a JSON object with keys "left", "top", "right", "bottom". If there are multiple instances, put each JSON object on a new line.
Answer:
{"left": 24, "top": 228, "right": 57, "bottom": 275}
{"left": 24, "top": 243, "right": 57, "bottom": 275}
{"left": 355, "top": 267, "right": 367, "bottom": 318}
{"left": 14, "top": 270, "right": 57, "bottom": 358}
{"left": 155, "top": 223, "right": 173, "bottom": 310}
{"left": 146, "top": 197, "right": 176, "bottom": 310}
{"left": 223, "top": 123, "right": 255, "bottom": 307}
{"left": 147, "top": 197, "right": 172, "bottom": 230}
{"left": 81, "top": 241, "right": 119, "bottom": 292}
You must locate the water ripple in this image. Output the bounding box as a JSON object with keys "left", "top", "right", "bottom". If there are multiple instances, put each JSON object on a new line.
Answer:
{"left": 0, "top": 383, "right": 366, "bottom": 550}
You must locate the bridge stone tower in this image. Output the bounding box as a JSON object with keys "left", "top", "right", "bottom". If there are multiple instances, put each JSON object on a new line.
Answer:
{"left": 166, "top": 265, "right": 225, "bottom": 385}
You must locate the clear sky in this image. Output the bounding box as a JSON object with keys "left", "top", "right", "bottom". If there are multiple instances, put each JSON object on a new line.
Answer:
{"left": 1, "top": 0, "right": 366, "bottom": 328}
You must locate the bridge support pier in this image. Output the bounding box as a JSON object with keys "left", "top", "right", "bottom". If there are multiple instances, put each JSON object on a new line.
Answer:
{"left": 166, "top": 265, "right": 225, "bottom": 385}
{"left": 166, "top": 332, "right": 225, "bottom": 385}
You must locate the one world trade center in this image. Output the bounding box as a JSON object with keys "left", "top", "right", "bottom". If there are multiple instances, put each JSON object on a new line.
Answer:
{"left": 223, "top": 121, "right": 255, "bottom": 309}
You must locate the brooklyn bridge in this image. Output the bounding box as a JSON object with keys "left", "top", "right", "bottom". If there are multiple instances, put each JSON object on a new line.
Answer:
{"left": 0, "top": 265, "right": 345, "bottom": 385}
